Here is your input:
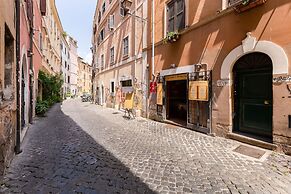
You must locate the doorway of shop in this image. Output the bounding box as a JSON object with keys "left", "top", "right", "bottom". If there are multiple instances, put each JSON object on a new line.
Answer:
{"left": 233, "top": 52, "right": 273, "bottom": 141}
{"left": 166, "top": 79, "right": 187, "bottom": 126}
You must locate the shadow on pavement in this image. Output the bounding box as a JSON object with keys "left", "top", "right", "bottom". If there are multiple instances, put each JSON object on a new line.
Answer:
{"left": 1, "top": 103, "right": 155, "bottom": 194}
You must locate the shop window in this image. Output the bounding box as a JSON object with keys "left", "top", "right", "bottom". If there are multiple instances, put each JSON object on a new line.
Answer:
{"left": 167, "top": 0, "right": 185, "bottom": 33}
{"left": 3, "top": 25, "right": 14, "bottom": 101}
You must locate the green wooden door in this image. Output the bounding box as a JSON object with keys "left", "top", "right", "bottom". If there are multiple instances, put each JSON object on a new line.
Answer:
{"left": 235, "top": 69, "right": 272, "bottom": 138}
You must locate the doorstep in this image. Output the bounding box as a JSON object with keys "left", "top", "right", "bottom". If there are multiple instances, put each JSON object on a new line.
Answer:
{"left": 227, "top": 132, "right": 278, "bottom": 151}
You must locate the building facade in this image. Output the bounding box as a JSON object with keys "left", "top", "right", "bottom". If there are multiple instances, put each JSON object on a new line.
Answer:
{"left": 0, "top": 0, "right": 17, "bottom": 174}
{"left": 60, "top": 35, "right": 71, "bottom": 99}
{"left": 148, "top": 0, "right": 291, "bottom": 154}
{"left": 92, "top": 0, "right": 148, "bottom": 116}
{"left": 19, "top": 0, "right": 45, "bottom": 142}
{"left": 41, "top": 0, "right": 62, "bottom": 75}
{"left": 67, "top": 36, "right": 78, "bottom": 97}
{"left": 77, "top": 57, "right": 92, "bottom": 96}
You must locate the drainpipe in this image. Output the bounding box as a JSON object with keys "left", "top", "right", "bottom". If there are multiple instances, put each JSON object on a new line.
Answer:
{"left": 151, "top": 0, "right": 155, "bottom": 80}
{"left": 28, "top": 1, "right": 34, "bottom": 123}
{"left": 15, "top": 0, "right": 22, "bottom": 154}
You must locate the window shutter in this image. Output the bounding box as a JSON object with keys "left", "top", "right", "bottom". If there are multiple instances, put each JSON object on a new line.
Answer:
{"left": 40, "top": 0, "right": 46, "bottom": 16}
{"left": 27, "top": 0, "right": 33, "bottom": 24}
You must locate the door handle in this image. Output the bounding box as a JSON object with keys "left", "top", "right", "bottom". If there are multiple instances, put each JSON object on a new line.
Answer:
{"left": 264, "top": 100, "right": 270, "bottom": 105}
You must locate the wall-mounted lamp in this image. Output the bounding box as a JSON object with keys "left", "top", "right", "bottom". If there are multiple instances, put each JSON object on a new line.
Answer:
{"left": 27, "top": 50, "right": 34, "bottom": 57}
{"left": 170, "top": 64, "right": 176, "bottom": 68}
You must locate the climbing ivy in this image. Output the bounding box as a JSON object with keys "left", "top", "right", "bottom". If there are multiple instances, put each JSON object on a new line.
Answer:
{"left": 36, "top": 71, "right": 63, "bottom": 115}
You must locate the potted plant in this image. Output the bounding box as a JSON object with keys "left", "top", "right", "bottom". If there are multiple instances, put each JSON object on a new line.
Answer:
{"left": 242, "top": 0, "right": 250, "bottom": 5}
{"left": 163, "top": 31, "right": 180, "bottom": 44}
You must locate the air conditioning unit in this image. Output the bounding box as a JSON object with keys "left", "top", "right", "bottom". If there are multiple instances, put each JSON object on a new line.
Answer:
{"left": 229, "top": 0, "right": 243, "bottom": 7}
{"left": 108, "top": 15, "right": 114, "bottom": 30}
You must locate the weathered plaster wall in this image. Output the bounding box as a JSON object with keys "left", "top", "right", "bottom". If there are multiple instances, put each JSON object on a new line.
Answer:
{"left": 0, "top": 0, "right": 17, "bottom": 175}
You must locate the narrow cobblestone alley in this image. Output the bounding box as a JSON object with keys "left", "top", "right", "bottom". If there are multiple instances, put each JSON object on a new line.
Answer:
{"left": 1, "top": 99, "right": 291, "bottom": 194}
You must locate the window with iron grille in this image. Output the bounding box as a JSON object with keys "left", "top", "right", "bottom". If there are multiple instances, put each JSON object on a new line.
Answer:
{"left": 123, "top": 36, "right": 129, "bottom": 56}
{"left": 167, "top": 0, "right": 185, "bottom": 32}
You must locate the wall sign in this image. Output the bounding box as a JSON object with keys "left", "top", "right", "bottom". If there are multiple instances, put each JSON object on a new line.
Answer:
{"left": 273, "top": 76, "right": 291, "bottom": 83}
{"left": 217, "top": 79, "right": 230, "bottom": 87}
{"left": 124, "top": 93, "right": 134, "bottom": 109}
{"left": 189, "top": 81, "right": 209, "bottom": 101}
{"left": 156, "top": 83, "right": 163, "bottom": 105}
{"left": 165, "top": 74, "right": 187, "bottom": 81}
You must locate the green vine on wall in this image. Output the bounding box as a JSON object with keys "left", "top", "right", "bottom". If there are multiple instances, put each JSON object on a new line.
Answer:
{"left": 36, "top": 71, "right": 63, "bottom": 116}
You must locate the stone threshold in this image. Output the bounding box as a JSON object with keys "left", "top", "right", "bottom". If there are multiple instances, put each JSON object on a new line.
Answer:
{"left": 227, "top": 132, "right": 277, "bottom": 151}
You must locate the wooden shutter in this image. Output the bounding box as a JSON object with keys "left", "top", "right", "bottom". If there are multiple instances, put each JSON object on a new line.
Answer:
{"left": 176, "top": 0, "right": 185, "bottom": 31}
{"left": 27, "top": 0, "right": 33, "bottom": 24}
{"left": 167, "top": 2, "right": 175, "bottom": 32}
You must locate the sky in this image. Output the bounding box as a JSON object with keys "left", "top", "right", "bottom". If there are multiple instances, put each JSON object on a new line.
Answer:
{"left": 56, "top": 0, "right": 97, "bottom": 64}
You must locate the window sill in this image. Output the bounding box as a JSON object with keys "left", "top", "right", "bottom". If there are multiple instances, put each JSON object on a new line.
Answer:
{"left": 122, "top": 55, "right": 129, "bottom": 60}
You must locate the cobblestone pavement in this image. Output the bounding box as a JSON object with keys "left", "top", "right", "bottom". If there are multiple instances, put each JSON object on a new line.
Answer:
{"left": 1, "top": 99, "right": 291, "bottom": 194}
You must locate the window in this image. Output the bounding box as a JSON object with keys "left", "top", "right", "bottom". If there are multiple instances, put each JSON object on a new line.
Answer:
{"left": 101, "top": 54, "right": 104, "bottom": 70}
{"left": 102, "top": 2, "right": 106, "bottom": 14}
{"left": 68, "top": 65, "right": 70, "bottom": 70}
{"left": 68, "top": 76, "right": 70, "bottom": 83}
{"left": 121, "top": 80, "right": 132, "bottom": 87}
{"left": 110, "top": 81, "right": 115, "bottom": 93}
{"left": 99, "top": 28, "right": 105, "bottom": 42}
{"left": 108, "top": 14, "right": 114, "bottom": 30}
{"left": 123, "top": 36, "right": 129, "bottom": 56}
{"left": 65, "top": 61, "right": 67, "bottom": 68}
{"left": 3, "top": 25, "right": 14, "bottom": 101}
{"left": 167, "top": 0, "right": 185, "bottom": 32}
{"left": 98, "top": 11, "right": 101, "bottom": 23}
{"left": 39, "top": 32, "right": 43, "bottom": 51}
{"left": 110, "top": 47, "right": 114, "bottom": 64}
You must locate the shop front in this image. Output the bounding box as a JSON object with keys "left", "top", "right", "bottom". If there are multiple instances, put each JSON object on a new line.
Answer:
{"left": 156, "top": 65, "right": 212, "bottom": 134}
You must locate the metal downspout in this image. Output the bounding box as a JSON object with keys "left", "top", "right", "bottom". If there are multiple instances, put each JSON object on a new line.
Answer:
{"left": 29, "top": 1, "right": 34, "bottom": 123}
{"left": 15, "top": 0, "right": 22, "bottom": 154}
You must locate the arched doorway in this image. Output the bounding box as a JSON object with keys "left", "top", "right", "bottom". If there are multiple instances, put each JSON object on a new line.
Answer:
{"left": 233, "top": 52, "right": 273, "bottom": 141}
